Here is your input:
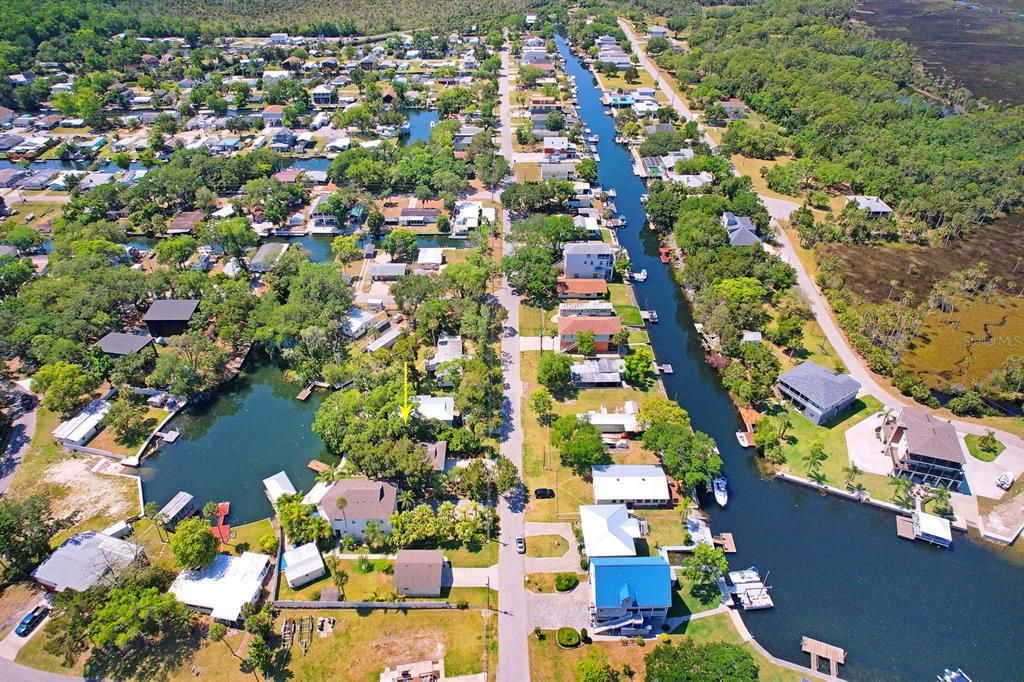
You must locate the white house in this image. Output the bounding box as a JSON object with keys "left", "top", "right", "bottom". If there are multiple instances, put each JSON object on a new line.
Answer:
{"left": 579, "top": 504, "right": 642, "bottom": 557}
{"left": 845, "top": 195, "right": 894, "bottom": 218}
{"left": 316, "top": 478, "right": 397, "bottom": 539}
{"left": 282, "top": 543, "right": 326, "bottom": 588}
{"left": 342, "top": 307, "right": 378, "bottom": 339}
{"left": 563, "top": 241, "right": 615, "bottom": 281}
{"left": 578, "top": 401, "right": 641, "bottom": 434}
{"left": 413, "top": 396, "right": 456, "bottom": 425}
{"left": 592, "top": 465, "right": 671, "bottom": 508}
{"left": 52, "top": 399, "right": 112, "bottom": 447}
{"left": 170, "top": 552, "right": 272, "bottom": 622}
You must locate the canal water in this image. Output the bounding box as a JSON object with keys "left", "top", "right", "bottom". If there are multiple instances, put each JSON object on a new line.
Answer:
{"left": 555, "top": 34, "right": 1023, "bottom": 681}
{"left": 138, "top": 361, "right": 331, "bottom": 524}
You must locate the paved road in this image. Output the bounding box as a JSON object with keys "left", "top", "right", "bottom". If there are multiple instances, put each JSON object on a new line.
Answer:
{"left": 0, "top": 386, "right": 38, "bottom": 495}
{"left": 495, "top": 47, "right": 531, "bottom": 678}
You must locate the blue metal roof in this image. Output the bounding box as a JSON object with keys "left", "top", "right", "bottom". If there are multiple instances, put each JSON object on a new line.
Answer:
{"left": 591, "top": 557, "right": 672, "bottom": 609}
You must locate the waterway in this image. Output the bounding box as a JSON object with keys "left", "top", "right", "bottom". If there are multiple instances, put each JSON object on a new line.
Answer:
{"left": 138, "top": 361, "right": 331, "bottom": 524}
{"left": 555, "top": 33, "right": 1023, "bottom": 682}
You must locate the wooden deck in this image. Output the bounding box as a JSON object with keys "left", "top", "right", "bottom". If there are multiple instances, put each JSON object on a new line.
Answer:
{"left": 896, "top": 515, "right": 916, "bottom": 540}
{"left": 307, "top": 459, "right": 331, "bottom": 473}
{"left": 802, "top": 636, "right": 846, "bottom": 677}
{"left": 713, "top": 532, "right": 736, "bottom": 553}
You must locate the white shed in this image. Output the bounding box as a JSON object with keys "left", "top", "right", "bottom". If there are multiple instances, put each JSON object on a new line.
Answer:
{"left": 282, "top": 543, "right": 326, "bottom": 588}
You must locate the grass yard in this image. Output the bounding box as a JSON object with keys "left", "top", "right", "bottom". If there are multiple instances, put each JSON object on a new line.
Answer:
{"left": 635, "top": 508, "right": 687, "bottom": 557}
{"left": 614, "top": 304, "right": 643, "bottom": 327}
{"left": 628, "top": 330, "right": 650, "bottom": 345}
{"left": 524, "top": 534, "right": 569, "bottom": 558}
{"left": 524, "top": 572, "right": 587, "bottom": 594}
{"left": 527, "top": 612, "right": 802, "bottom": 682}
{"left": 445, "top": 541, "right": 499, "bottom": 568}
{"left": 7, "top": 407, "right": 66, "bottom": 500}
{"left": 520, "top": 351, "right": 657, "bottom": 522}
{"left": 520, "top": 303, "right": 557, "bottom": 336}
{"left": 770, "top": 396, "right": 895, "bottom": 501}
{"left": 670, "top": 574, "right": 722, "bottom": 618}
{"left": 515, "top": 162, "right": 541, "bottom": 182}
{"left": 226, "top": 518, "right": 274, "bottom": 554}
{"left": 965, "top": 434, "right": 1006, "bottom": 462}
{"left": 608, "top": 282, "right": 634, "bottom": 307}
{"left": 86, "top": 406, "right": 166, "bottom": 457}
{"left": 0, "top": 200, "right": 60, "bottom": 228}
{"left": 275, "top": 608, "right": 494, "bottom": 682}
{"left": 595, "top": 68, "right": 657, "bottom": 92}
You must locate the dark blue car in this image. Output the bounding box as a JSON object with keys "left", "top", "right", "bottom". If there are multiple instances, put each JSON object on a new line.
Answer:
{"left": 15, "top": 605, "right": 47, "bottom": 637}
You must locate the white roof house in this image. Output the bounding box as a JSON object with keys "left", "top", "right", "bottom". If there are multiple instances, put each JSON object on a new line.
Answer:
{"left": 282, "top": 542, "right": 326, "bottom": 588}
{"left": 52, "top": 399, "right": 112, "bottom": 446}
{"left": 342, "top": 307, "right": 377, "bottom": 339}
{"left": 413, "top": 396, "right": 456, "bottom": 424}
{"left": 416, "top": 247, "right": 444, "bottom": 268}
{"left": 262, "top": 471, "right": 297, "bottom": 504}
{"left": 579, "top": 504, "right": 642, "bottom": 557}
{"left": 578, "top": 401, "right": 640, "bottom": 433}
{"left": 33, "top": 531, "right": 144, "bottom": 592}
{"left": 592, "top": 465, "right": 671, "bottom": 508}
{"left": 845, "top": 195, "right": 893, "bottom": 217}
{"left": 170, "top": 552, "right": 271, "bottom": 621}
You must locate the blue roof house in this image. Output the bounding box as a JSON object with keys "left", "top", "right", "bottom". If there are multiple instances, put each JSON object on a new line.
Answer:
{"left": 589, "top": 556, "right": 672, "bottom": 636}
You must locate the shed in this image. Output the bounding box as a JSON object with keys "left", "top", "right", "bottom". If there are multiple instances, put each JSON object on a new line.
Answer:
{"left": 263, "top": 471, "right": 297, "bottom": 504}
{"left": 52, "top": 399, "right": 112, "bottom": 447}
{"left": 93, "top": 332, "right": 154, "bottom": 357}
{"left": 158, "top": 491, "right": 196, "bottom": 529}
{"left": 143, "top": 299, "right": 200, "bottom": 337}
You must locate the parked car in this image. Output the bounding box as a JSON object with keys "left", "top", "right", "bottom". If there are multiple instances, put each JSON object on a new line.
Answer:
{"left": 15, "top": 605, "right": 48, "bottom": 637}
{"left": 515, "top": 536, "right": 526, "bottom": 554}
{"left": 534, "top": 488, "right": 555, "bottom": 499}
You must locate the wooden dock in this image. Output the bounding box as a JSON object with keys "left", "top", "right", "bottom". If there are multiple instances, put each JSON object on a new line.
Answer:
{"left": 896, "top": 515, "right": 916, "bottom": 540}
{"left": 307, "top": 459, "right": 331, "bottom": 474}
{"left": 802, "top": 636, "right": 846, "bottom": 678}
{"left": 713, "top": 532, "right": 736, "bottom": 553}
{"left": 296, "top": 384, "right": 313, "bottom": 401}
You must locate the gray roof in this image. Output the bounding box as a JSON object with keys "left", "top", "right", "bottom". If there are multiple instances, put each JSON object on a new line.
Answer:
{"left": 371, "top": 263, "right": 408, "bottom": 277}
{"left": 728, "top": 227, "right": 761, "bottom": 247}
{"left": 144, "top": 299, "right": 200, "bottom": 322}
{"left": 318, "top": 479, "right": 397, "bottom": 522}
{"left": 423, "top": 441, "right": 448, "bottom": 472}
{"left": 899, "top": 407, "right": 965, "bottom": 465}
{"left": 32, "top": 531, "right": 143, "bottom": 592}
{"left": 393, "top": 549, "right": 444, "bottom": 592}
{"left": 722, "top": 212, "right": 756, "bottom": 233}
{"left": 564, "top": 241, "right": 614, "bottom": 256}
{"left": 778, "top": 361, "right": 861, "bottom": 410}
{"left": 94, "top": 332, "right": 153, "bottom": 355}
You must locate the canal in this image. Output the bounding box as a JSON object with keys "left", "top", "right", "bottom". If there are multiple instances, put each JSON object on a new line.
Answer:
{"left": 555, "top": 34, "right": 1023, "bottom": 681}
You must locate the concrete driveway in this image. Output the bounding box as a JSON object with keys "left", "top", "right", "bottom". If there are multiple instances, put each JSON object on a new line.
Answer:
{"left": 524, "top": 522, "right": 581, "bottom": 574}
{"left": 844, "top": 411, "right": 891, "bottom": 476}
{"left": 527, "top": 587, "right": 591, "bottom": 631}
{"left": 0, "top": 606, "right": 49, "bottom": 662}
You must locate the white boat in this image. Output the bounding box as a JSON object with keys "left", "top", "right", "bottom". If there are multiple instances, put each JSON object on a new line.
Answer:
{"left": 605, "top": 188, "right": 617, "bottom": 198}
{"left": 632, "top": 269, "right": 648, "bottom": 282}
{"left": 712, "top": 477, "right": 728, "bottom": 507}
{"left": 588, "top": 134, "right": 599, "bottom": 143}
{"left": 997, "top": 471, "right": 1015, "bottom": 490}
{"left": 640, "top": 193, "right": 649, "bottom": 202}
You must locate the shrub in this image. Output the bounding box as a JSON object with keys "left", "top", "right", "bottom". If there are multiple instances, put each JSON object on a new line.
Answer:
{"left": 355, "top": 555, "right": 373, "bottom": 573}
{"left": 555, "top": 573, "right": 579, "bottom": 592}
{"left": 373, "top": 559, "right": 394, "bottom": 574}
{"left": 258, "top": 533, "right": 278, "bottom": 555}
{"left": 311, "top": 590, "right": 321, "bottom": 601}
{"left": 456, "top": 599, "right": 469, "bottom": 609}
{"left": 557, "top": 627, "right": 581, "bottom": 648}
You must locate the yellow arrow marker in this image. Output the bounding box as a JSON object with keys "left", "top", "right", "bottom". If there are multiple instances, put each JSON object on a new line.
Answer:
{"left": 400, "top": 361, "right": 413, "bottom": 423}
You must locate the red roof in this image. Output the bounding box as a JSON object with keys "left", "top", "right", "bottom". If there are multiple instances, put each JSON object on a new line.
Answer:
{"left": 558, "top": 278, "right": 608, "bottom": 295}
{"left": 558, "top": 315, "right": 621, "bottom": 335}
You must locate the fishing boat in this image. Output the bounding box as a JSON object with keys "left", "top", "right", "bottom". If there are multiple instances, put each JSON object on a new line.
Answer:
{"left": 640, "top": 193, "right": 649, "bottom": 202}
{"left": 632, "top": 269, "right": 648, "bottom": 282}
{"left": 712, "top": 477, "right": 729, "bottom": 507}
{"left": 605, "top": 188, "right": 617, "bottom": 198}
{"left": 659, "top": 247, "right": 672, "bottom": 264}
{"left": 588, "top": 134, "right": 600, "bottom": 143}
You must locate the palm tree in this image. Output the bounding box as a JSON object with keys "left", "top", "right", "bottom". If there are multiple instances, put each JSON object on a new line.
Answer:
{"left": 335, "top": 496, "right": 348, "bottom": 534}
{"left": 803, "top": 440, "right": 826, "bottom": 475}
{"left": 334, "top": 570, "right": 349, "bottom": 599}
{"left": 842, "top": 463, "right": 863, "bottom": 490}
{"left": 889, "top": 476, "right": 913, "bottom": 508}
{"left": 777, "top": 412, "right": 793, "bottom": 440}
{"left": 397, "top": 490, "right": 416, "bottom": 511}
{"left": 202, "top": 501, "right": 219, "bottom": 521}
{"left": 932, "top": 486, "right": 953, "bottom": 516}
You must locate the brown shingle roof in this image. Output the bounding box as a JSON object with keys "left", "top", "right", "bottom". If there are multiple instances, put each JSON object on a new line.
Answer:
{"left": 393, "top": 549, "right": 443, "bottom": 593}
{"left": 318, "top": 479, "right": 397, "bottom": 522}
{"left": 557, "top": 278, "right": 608, "bottom": 296}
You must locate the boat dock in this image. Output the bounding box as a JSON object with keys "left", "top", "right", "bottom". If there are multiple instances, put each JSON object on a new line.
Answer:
{"left": 296, "top": 385, "right": 313, "bottom": 401}
{"left": 896, "top": 510, "right": 953, "bottom": 547}
{"left": 307, "top": 459, "right": 331, "bottom": 474}
{"left": 713, "top": 532, "right": 736, "bottom": 553}
{"left": 725, "top": 567, "right": 774, "bottom": 610}
{"left": 801, "top": 636, "right": 846, "bottom": 678}
{"left": 155, "top": 429, "right": 180, "bottom": 443}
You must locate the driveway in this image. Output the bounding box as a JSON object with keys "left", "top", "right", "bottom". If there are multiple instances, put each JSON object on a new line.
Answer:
{"left": 0, "top": 600, "right": 49, "bottom": 662}
{"left": 844, "top": 411, "right": 890, "bottom": 476}
{"left": 0, "top": 386, "right": 39, "bottom": 496}
{"left": 523, "top": 522, "right": 581, "bottom": 574}
{"left": 518, "top": 336, "right": 556, "bottom": 352}
{"left": 527, "top": 587, "right": 591, "bottom": 631}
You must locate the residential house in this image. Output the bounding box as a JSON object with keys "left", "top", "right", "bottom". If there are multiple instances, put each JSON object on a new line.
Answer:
{"left": 540, "top": 162, "right": 576, "bottom": 181}
{"left": 882, "top": 407, "right": 966, "bottom": 489}
{"left": 311, "top": 84, "right": 335, "bottom": 105}
{"left": 0, "top": 168, "right": 29, "bottom": 188}
{"left": 845, "top": 195, "right": 894, "bottom": 219}
{"left": 315, "top": 478, "right": 398, "bottom": 539}
{"left": 427, "top": 333, "right": 463, "bottom": 387}
{"left": 596, "top": 49, "right": 631, "bottom": 70}
{"left": 543, "top": 136, "right": 571, "bottom": 159}
{"left": 776, "top": 361, "right": 861, "bottom": 425}
{"left": 451, "top": 200, "right": 482, "bottom": 239}
{"left": 452, "top": 125, "right": 484, "bottom": 152}
{"left": 342, "top": 307, "right": 378, "bottom": 338}
{"left": 366, "top": 326, "right": 404, "bottom": 353}
{"left": 309, "top": 194, "right": 339, "bottom": 232}
{"left": 262, "top": 70, "right": 290, "bottom": 85}
{"left": 416, "top": 247, "right": 444, "bottom": 271}
{"left": 721, "top": 212, "right": 761, "bottom": 247}
{"left": 579, "top": 504, "right": 642, "bottom": 557}
{"left": 51, "top": 399, "right": 112, "bottom": 447}
{"left": 370, "top": 263, "right": 408, "bottom": 280}
{"left": 143, "top": 299, "right": 199, "bottom": 337}
{"left": 393, "top": 549, "right": 444, "bottom": 597}
{"left": 170, "top": 552, "right": 271, "bottom": 622}
{"left": 559, "top": 301, "right": 615, "bottom": 318}
{"left": 249, "top": 242, "right": 288, "bottom": 273}
{"left": 589, "top": 556, "right": 672, "bottom": 635}
{"left": 167, "top": 210, "right": 205, "bottom": 235}
{"left": 423, "top": 441, "right": 448, "bottom": 473}
{"left": 529, "top": 96, "right": 559, "bottom": 114}
{"left": 413, "top": 396, "right": 456, "bottom": 425}
{"left": 561, "top": 274, "right": 606, "bottom": 299}
{"left": 563, "top": 241, "right": 615, "bottom": 281}
{"left": 559, "top": 315, "right": 621, "bottom": 353}
{"left": 33, "top": 532, "right": 145, "bottom": 592}
{"left": 591, "top": 465, "right": 671, "bottom": 508}
{"left": 399, "top": 207, "right": 440, "bottom": 226}
{"left": 270, "top": 128, "right": 295, "bottom": 151}
{"left": 282, "top": 543, "right": 326, "bottom": 588}
{"left": 93, "top": 332, "right": 154, "bottom": 358}
{"left": 648, "top": 26, "right": 669, "bottom": 39}
{"left": 570, "top": 358, "right": 625, "bottom": 387}
{"left": 721, "top": 98, "right": 747, "bottom": 120}
{"left": 578, "top": 400, "right": 641, "bottom": 434}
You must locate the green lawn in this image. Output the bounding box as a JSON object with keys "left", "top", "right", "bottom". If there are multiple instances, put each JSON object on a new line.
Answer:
{"left": 608, "top": 282, "right": 634, "bottom": 307}
{"left": 670, "top": 575, "right": 721, "bottom": 618}
{"left": 520, "top": 303, "right": 557, "bottom": 336}
{"left": 771, "top": 396, "right": 894, "bottom": 501}
{"left": 525, "top": 572, "right": 587, "bottom": 594}
{"left": 965, "top": 434, "right": 1005, "bottom": 462}
{"left": 524, "top": 534, "right": 569, "bottom": 558}
{"left": 225, "top": 518, "right": 274, "bottom": 554}
{"left": 445, "top": 541, "right": 499, "bottom": 568}
{"left": 628, "top": 330, "right": 651, "bottom": 345}
{"left": 636, "top": 508, "right": 687, "bottom": 557}
{"left": 614, "top": 304, "right": 643, "bottom": 327}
